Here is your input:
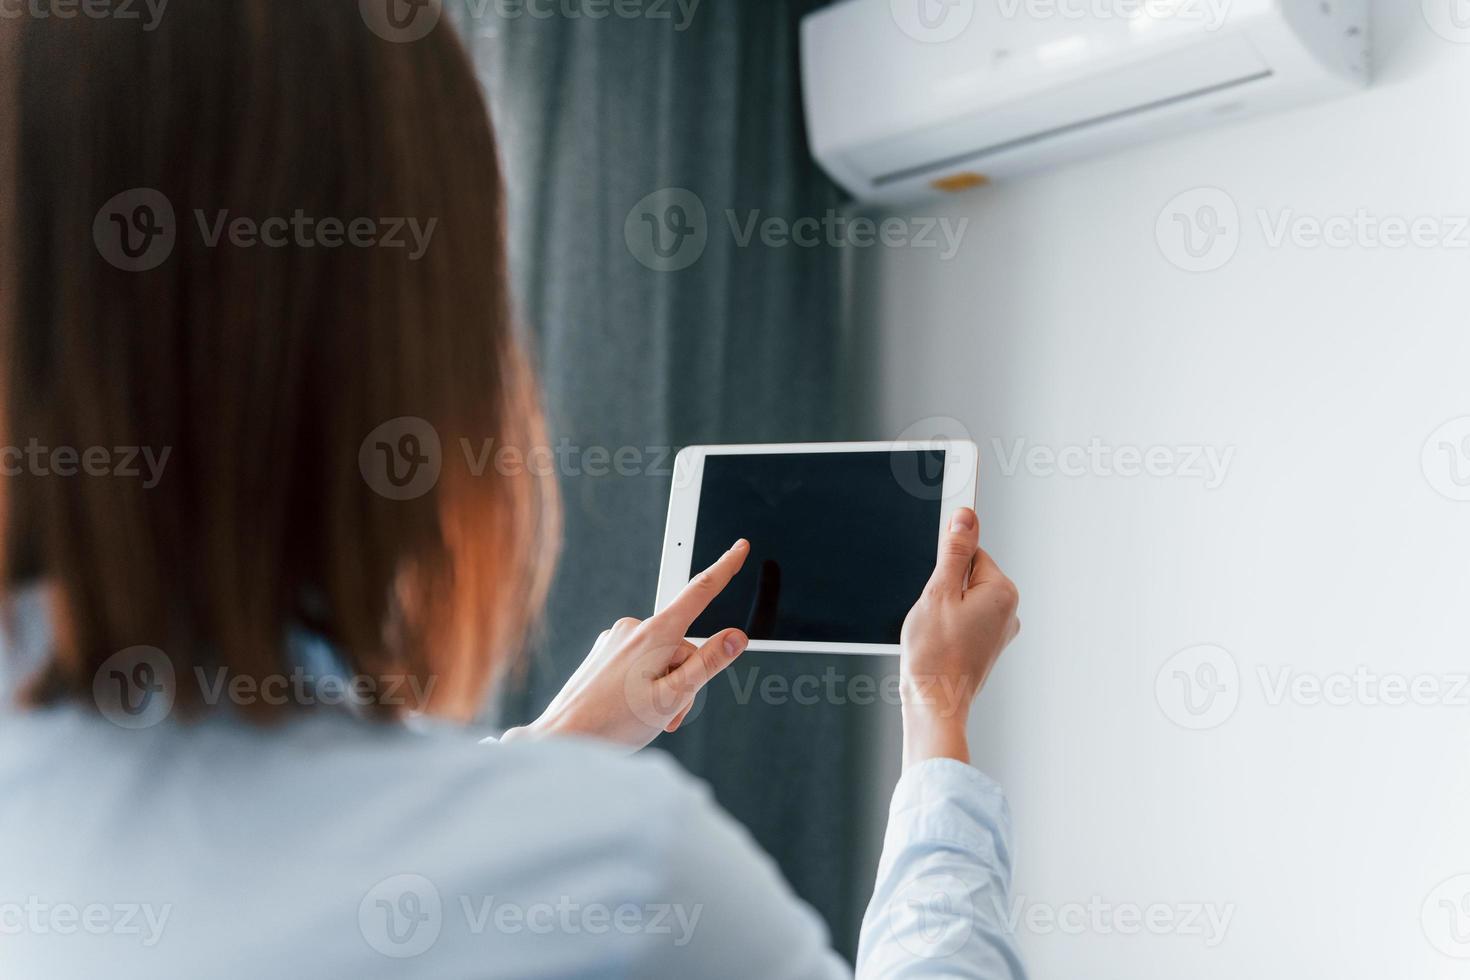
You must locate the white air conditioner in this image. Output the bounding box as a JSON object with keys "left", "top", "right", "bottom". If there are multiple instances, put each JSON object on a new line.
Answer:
{"left": 801, "top": 0, "right": 1368, "bottom": 203}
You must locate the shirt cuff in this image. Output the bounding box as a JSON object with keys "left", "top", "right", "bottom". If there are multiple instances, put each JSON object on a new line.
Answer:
{"left": 885, "top": 758, "right": 1013, "bottom": 870}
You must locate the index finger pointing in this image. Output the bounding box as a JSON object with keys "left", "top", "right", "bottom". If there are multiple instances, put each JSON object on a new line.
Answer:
{"left": 657, "top": 539, "right": 750, "bottom": 632}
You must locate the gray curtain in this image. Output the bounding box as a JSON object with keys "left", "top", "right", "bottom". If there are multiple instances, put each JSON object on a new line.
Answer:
{"left": 454, "top": 0, "right": 884, "bottom": 959}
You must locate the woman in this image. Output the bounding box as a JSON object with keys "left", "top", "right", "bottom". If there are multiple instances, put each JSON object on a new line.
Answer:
{"left": 0, "top": 3, "right": 1024, "bottom": 977}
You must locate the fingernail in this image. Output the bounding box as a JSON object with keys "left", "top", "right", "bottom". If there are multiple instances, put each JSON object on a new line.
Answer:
{"left": 950, "top": 510, "right": 973, "bottom": 532}
{"left": 729, "top": 539, "right": 748, "bottom": 552}
{"left": 724, "top": 632, "right": 746, "bottom": 656}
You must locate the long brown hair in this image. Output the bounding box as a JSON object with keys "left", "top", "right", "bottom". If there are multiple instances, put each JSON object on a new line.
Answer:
{"left": 4, "top": 1, "right": 559, "bottom": 720}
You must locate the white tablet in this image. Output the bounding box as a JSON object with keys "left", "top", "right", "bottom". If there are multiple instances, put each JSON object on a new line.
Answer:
{"left": 655, "top": 440, "right": 978, "bottom": 655}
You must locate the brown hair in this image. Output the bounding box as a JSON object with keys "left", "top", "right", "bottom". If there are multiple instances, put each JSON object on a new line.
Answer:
{"left": 4, "top": 1, "right": 559, "bottom": 720}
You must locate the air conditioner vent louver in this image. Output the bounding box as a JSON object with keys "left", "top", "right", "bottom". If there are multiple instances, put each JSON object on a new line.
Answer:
{"left": 872, "top": 69, "right": 1275, "bottom": 188}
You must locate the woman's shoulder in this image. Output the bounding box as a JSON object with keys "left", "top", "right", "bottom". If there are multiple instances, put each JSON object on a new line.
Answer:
{"left": 5, "top": 706, "right": 724, "bottom": 897}
{"left": 309, "top": 720, "right": 734, "bottom": 925}
{"left": 423, "top": 723, "right": 707, "bottom": 818}
{"left": 291, "top": 714, "right": 718, "bottom": 853}
{"left": 3, "top": 703, "right": 709, "bottom": 855}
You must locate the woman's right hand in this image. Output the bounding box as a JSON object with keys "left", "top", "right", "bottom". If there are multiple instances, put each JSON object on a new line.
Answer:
{"left": 898, "top": 506, "right": 1020, "bottom": 770}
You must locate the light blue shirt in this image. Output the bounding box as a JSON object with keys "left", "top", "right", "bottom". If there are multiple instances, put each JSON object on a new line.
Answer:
{"left": 0, "top": 599, "right": 1027, "bottom": 978}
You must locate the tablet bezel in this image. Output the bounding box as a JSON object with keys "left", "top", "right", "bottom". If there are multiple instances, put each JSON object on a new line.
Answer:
{"left": 654, "top": 439, "right": 979, "bottom": 655}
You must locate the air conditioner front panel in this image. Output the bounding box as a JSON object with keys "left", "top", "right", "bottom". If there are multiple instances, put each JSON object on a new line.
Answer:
{"left": 800, "top": 0, "right": 1282, "bottom": 157}
{"left": 843, "top": 32, "right": 1272, "bottom": 191}
{"left": 801, "top": 0, "right": 1369, "bottom": 202}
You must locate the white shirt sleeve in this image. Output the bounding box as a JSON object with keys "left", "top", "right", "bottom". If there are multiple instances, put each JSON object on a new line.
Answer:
{"left": 855, "top": 758, "right": 1029, "bottom": 980}
{"left": 635, "top": 754, "right": 1027, "bottom": 980}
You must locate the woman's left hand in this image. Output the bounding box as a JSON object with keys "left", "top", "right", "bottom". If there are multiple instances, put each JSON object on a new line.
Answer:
{"left": 502, "top": 540, "right": 751, "bottom": 750}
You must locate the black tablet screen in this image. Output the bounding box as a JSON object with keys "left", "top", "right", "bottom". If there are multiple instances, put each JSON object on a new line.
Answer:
{"left": 687, "top": 450, "right": 945, "bottom": 644}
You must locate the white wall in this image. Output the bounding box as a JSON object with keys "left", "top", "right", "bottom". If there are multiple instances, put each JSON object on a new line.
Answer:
{"left": 856, "top": 5, "right": 1470, "bottom": 977}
